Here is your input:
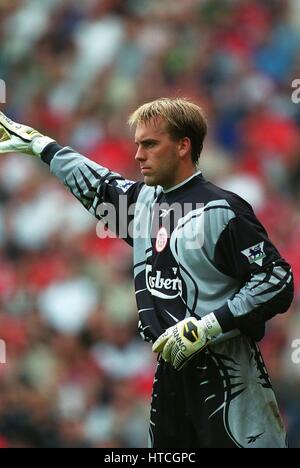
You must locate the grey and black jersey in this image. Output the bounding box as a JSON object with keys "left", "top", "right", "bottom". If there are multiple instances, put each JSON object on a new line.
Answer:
{"left": 40, "top": 143, "right": 293, "bottom": 448}
{"left": 41, "top": 143, "right": 293, "bottom": 345}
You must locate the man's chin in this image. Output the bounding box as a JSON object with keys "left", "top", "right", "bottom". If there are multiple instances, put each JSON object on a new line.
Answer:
{"left": 143, "top": 175, "right": 157, "bottom": 186}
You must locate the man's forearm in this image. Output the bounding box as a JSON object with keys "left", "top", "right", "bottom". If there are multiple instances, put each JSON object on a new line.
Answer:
{"left": 40, "top": 143, "right": 110, "bottom": 212}
{"left": 214, "top": 259, "right": 294, "bottom": 340}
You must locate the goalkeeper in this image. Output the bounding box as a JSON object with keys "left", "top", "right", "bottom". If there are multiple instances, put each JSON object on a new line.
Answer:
{"left": 0, "top": 100, "right": 294, "bottom": 448}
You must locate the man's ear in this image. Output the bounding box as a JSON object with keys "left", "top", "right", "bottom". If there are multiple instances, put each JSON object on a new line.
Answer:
{"left": 178, "top": 137, "right": 191, "bottom": 159}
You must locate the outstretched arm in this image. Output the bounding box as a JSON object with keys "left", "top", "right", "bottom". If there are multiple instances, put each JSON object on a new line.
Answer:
{"left": 0, "top": 112, "right": 144, "bottom": 243}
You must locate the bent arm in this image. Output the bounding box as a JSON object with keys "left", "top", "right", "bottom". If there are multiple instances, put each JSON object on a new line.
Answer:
{"left": 213, "top": 209, "right": 294, "bottom": 340}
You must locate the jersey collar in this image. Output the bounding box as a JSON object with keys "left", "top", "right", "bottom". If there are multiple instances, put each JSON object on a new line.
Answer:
{"left": 162, "top": 170, "right": 202, "bottom": 193}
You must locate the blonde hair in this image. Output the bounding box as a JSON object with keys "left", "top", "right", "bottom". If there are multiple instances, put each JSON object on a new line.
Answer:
{"left": 128, "top": 97, "right": 207, "bottom": 163}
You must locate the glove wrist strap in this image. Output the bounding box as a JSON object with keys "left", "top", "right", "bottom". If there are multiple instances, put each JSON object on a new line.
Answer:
{"left": 31, "top": 136, "right": 55, "bottom": 156}
{"left": 201, "top": 312, "right": 222, "bottom": 340}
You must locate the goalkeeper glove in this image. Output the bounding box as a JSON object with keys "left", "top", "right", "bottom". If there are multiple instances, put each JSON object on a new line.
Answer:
{"left": 152, "top": 313, "right": 222, "bottom": 370}
{"left": 0, "top": 111, "right": 54, "bottom": 156}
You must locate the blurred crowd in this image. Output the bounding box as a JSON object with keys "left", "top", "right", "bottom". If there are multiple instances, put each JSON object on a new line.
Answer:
{"left": 0, "top": 0, "right": 300, "bottom": 448}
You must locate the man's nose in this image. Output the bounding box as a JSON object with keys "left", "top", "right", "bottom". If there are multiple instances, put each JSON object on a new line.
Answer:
{"left": 135, "top": 146, "right": 146, "bottom": 162}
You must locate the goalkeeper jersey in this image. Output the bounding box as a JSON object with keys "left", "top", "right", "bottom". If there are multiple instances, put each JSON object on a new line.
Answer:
{"left": 40, "top": 143, "right": 294, "bottom": 448}
{"left": 41, "top": 143, "right": 293, "bottom": 345}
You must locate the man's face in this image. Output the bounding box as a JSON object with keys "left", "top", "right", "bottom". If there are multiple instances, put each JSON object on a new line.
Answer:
{"left": 134, "top": 118, "right": 182, "bottom": 190}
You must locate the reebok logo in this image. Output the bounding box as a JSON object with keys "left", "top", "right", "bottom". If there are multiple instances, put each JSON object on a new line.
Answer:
{"left": 246, "top": 432, "right": 264, "bottom": 444}
{"left": 160, "top": 208, "right": 173, "bottom": 218}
